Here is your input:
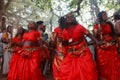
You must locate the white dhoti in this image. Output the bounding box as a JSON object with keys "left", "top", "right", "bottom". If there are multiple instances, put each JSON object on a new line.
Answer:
{"left": 2, "top": 43, "right": 12, "bottom": 74}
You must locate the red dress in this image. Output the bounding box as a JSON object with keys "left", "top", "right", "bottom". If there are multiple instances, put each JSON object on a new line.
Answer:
{"left": 12, "top": 36, "right": 22, "bottom": 53}
{"left": 58, "top": 24, "right": 98, "bottom": 80}
{"left": 52, "top": 27, "right": 67, "bottom": 80}
{"left": 8, "top": 30, "right": 45, "bottom": 80}
{"left": 94, "top": 23, "right": 120, "bottom": 80}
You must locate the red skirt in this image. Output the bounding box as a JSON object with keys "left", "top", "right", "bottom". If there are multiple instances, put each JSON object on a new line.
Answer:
{"left": 58, "top": 46, "right": 98, "bottom": 80}
{"left": 96, "top": 45, "right": 120, "bottom": 80}
{"left": 52, "top": 54, "right": 64, "bottom": 80}
{"left": 8, "top": 47, "right": 45, "bottom": 80}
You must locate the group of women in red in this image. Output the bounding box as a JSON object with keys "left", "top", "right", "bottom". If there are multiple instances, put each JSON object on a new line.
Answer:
{"left": 7, "top": 11, "right": 120, "bottom": 80}
{"left": 52, "top": 11, "right": 120, "bottom": 80}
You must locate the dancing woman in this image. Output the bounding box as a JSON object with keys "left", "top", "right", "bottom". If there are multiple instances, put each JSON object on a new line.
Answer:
{"left": 52, "top": 17, "right": 67, "bottom": 80}
{"left": 58, "top": 13, "right": 98, "bottom": 80}
{"left": 8, "top": 21, "right": 45, "bottom": 80}
{"left": 93, "top": 11, "right": 120, "bottom": 80}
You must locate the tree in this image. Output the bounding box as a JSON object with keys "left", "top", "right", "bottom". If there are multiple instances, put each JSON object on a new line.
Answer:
{"left": 0, "top": 0, "right": 12, "bottom": 30}
{"left": 1, "top": 0, "right": 120, "bottom": 32}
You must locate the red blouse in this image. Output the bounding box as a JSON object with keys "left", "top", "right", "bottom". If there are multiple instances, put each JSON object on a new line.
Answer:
{"left": 62, "top": 24, "right": 88, "bottom": 42}
{"left": 23, "top": 30, "right": 40, "bottom": 42}
{"left": 94, "top": 23, "right": 113, "bottom": 41}
{"left": 13, "top": 36, "right": 22, "bottom": 52}
{"left": 13, "top": 36, "right": 22, "bottom": 44}
{"left": 54, "top": 27, "right": 63, "bottom": 38}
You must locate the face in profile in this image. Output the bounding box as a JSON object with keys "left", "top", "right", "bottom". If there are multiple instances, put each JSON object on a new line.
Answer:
{"left": 17, "top": 27, "right": 23, "bottom": 34}
{"left": 102, "top": 12, "right": 108, "bottom": 21}
{"left": 37, "top": 23, "right": 46, "bottom": 32}
{"left": 42, "top": 25, "right": 46, "bottom": 32}
{"left": 7, "top": 26, "right": 13, "bottom": 33}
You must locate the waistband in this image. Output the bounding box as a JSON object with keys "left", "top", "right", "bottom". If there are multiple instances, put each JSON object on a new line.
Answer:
{"left": 18, "top": 47, "right": 40, "bottom": 57}
{"left": 68, "top": 44, "right": 87, "bottom": 52}
{"left": 68, "top": 44, "right": 87, "bottom": 56}
{"left": 100, "top": 39, "right": 116, "bottom": 46}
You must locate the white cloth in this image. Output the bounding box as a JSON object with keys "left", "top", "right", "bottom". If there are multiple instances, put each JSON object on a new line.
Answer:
{"left": 0, "top": 33, "right": 2, "bottom": 40}
{"left": 85, "top": 37, "right": 95, "bottom": 60}
{"left": 2, "top": 43, "right": 12, "bottom": 74}
{"left": 2, "top": 32, "right": 12, "bottom": 74}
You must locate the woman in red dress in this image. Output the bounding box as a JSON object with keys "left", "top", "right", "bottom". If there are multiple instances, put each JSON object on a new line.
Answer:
{"left": 93, "top": 11, "right": 120, "bottom": 80}
{"left": 52, "top": 17, "right": 67, "bottom": 80}
{"left": 58, "top": 13, "right": 98, "bottom": 80}
{"left": 12, "top": 27, "right": 25, "bottom": 53}
{"left": 8, "top": 27, "right": 25, "bottom": 79}
{"left": 8, "top": 21, "right": 45, "bottom": 80}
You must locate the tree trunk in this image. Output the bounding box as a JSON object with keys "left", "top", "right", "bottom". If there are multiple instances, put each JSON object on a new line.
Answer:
{"left": 50, "top": 14, "right": 54, "bottom": 32}
{"left": 0, "top": 0, "right": 5, "bottom": 30}
{"left": 0, "top": 0, "right": 12, "bottom": 31}
{"left": 89, "top": 0, "right": 100, "bottom": 22}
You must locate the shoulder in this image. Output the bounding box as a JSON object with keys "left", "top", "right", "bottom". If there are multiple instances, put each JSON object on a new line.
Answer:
{"left": 115, "top": 20, "right": 120, "bottom": 27}
{"left": 93, "top": 24, "right": 99, "bottom": 29}
{"left": 76, "top": 24, "right": 87, "bottom": 30}
{"left": 77, "top": 24, "right": 84, "bottom": 27}
{"left": 76, "top": 24, "right": 86, "bottom": 29}
{"left": 54, "top": 27, "right": 59, "bottom": 33}
{"left": 13, "top": 36, "right": 19, "bottom": 41}
{"left": 32, "top": 30, "right": 40, "bottom": 36}
{"left": 106, "top": 21, "right": 114, "bottom": 27}
{"left": 116, "top": 20, "right": 120, "bottom": 24}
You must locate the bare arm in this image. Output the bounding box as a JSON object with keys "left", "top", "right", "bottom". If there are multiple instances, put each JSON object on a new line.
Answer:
{"left": 85, "top": 32, "right": 100, "bottom": 45}
{"left": 115, "top": 22, "right": 120, "bottom": 35}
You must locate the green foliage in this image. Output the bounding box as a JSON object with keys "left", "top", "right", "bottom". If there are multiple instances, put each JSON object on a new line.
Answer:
{"left": 34, "top": 0, "right": 52, "bottom": 11}
{"left": 4, "top": 0, "right": 120, "bottom": 31}
{"left": 105, "top": 0, "right": 120, "bottom": 10}
{"left": 69, "top": 0, "right": 78, "bottom": 8}
{"left": 80, "top": 0, "right": 88, "bottom": 9}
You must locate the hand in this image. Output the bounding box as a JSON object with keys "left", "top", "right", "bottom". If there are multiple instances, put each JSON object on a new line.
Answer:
{"left": 95, "top": 41, "right": 101, "bottom": 45}
{"left": 96, "top": 40, "right": 106, "bottom": 45}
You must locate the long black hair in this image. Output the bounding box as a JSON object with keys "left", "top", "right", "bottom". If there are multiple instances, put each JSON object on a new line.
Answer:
{"left": 58, "top": 16, "right": 66, "bottom": 29}
{"left": 97, "top": 11, "right": 106, "bottom": 23}
{"left": 59, "top": 13, "right": 78, "bottom": 29}
{"left": 15, "top": 27, "right": 26, "bottom": 37}
{"left": 65, "top": 12, "right": 78, "bottom": 27}
{"left": 97, "top": 11, "right": 115, "bottom": 35}
{"left": 114, "top": 13, "right": 120, "bottom": 20}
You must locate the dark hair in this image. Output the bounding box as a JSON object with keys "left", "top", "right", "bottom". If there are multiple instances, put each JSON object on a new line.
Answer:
{"left": 66, "top": 13, "right": 78, "bottom": 25}
{"left": 97, "top": 11, "right": 106, "bottom": 23}
{"left": 36, "top": 21, "right": 44, "bottom": 29}
{"left": 36, "top": 21, "right": 44, "bottom": 25}
{"left": 97, "top": 11, "right": 115, "bottom": 35}
{"left": 114, "top": 13, "right": 120, "bottom": 20}
{"left": 58, "top": 16, "right": 66, "bottom": 29}
{"left": 6, "top": 25, "right": 13, "bottom": 33}
{"left": 106, "top": 21, "right": 115, "bottom": 35}
{"left": 7, "top": 25, "right": 12, "bottom": 30}
{"left": 15, "top": 27, "right": 26, "bottom": 37}
{"left": 62, "top": 13, "right": 78, "bottom": 29}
